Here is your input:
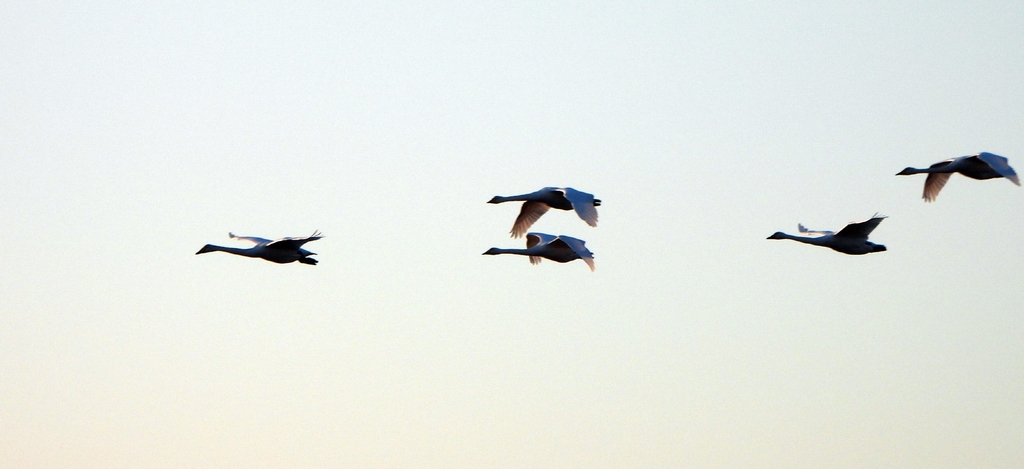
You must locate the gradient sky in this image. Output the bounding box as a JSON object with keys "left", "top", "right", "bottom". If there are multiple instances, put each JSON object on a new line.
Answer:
{"left": 2, "top": 1, "right": 1023, "bottom": 468}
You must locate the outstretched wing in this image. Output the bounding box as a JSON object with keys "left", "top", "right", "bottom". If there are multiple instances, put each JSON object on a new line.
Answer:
{"left": 265, "top": 231, "right": 324, "bottom": 251}
{"left": 923, "top": 171, "right": 951, "bottom": 202}
{"left": 526, "top": 232, "right": 557, "bottom": 264}
{"left": 229, "top": 233, "right": 273, "bottom": 245}
{"left": 976, "top": 152, "right": 1021, "bottom": 186}
{"left": 512, "top": 201, "right": 550, "bottom": 238}
{"left": 797, "top": 224, "right": 832, "bottom": 236}
{"left": 835, "top": 215, "right": 886, "bottom": 239}
{"left": 558, "top": 235, "right": 595, "bottom": 271}
{"left": 562, "top": 188, "right": 599, "bottom": 227}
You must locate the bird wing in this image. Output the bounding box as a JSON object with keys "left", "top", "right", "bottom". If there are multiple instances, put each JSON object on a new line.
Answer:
{"left": 797, "top": 224, "right": 832, "bottom": 236}
{"left": 525, "top": 233, "right": 556, "bottom": 265}
{"left": 526, "top": 232, "right": 558, "bottom": 247}
{"left": 512, "top": 201, "right": 550, "bottom": 238}
{"left": 976, "top": 152, "right": 1021, "bottom": 185}
{"left": 558, "top": 235, "right": 596, "bottom": 271}
{"left": 923, "top": 172, "right": 952, "bottom": 202}
{"left": 562, "top": 188, "right": 599, "bottom": 227}
{"left": 229, "top": 233, "right": 273, "bottom": 245}
{"left": 265, "top": 231, "right": 324, "bottom": 251}
{"left": 835, "top": 215, "right": 886, "bottom": 239}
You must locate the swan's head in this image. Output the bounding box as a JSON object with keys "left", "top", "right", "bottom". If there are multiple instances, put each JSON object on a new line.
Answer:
{"left": 487, "top": 196, "right": 501, "bottom": 204}
{"left": 482, "top": 247, "right": 502, "bottom": 255}
{"left": 593, "top": 199, "right": 602, "bottom": 207}
{"left": 896, "top": 167, "right": 917, "bottom": 176}
{"left": 195, "top": 244, "right": 216, "bottom": 254}
{"left": 766, "top": 232, "right": 786, "bottom": 240}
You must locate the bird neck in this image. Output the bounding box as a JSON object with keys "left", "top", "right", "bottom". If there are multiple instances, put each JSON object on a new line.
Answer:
{"left": 778, "top": 233, "right": 829, "bottom": 245}
{"left": 206, "top": 245, "right": 260, "bottom": 257}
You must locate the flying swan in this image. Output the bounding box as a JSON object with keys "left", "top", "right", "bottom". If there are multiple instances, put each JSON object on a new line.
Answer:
{"left": 767, "top": 215, "right": 887, "bottom": 255}
{"left": 896, "top": 152, "right": 1019, "bottom": 202}
{"left": 196, "top": 231, "right": 324, "bottom": 265}
{"left": 483, "top": 232, "right": 595, "bottom": 271}
{"left": 488, "top": 187, "right": 600, "bottom": 238}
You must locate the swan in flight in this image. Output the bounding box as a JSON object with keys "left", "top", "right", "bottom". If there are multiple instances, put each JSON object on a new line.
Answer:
{"left": 196, "top": 231, "right": 323, "bottom": 265}
{"left": 768, "top": 215, "right": 887, "bottom": 255}
{"left": 488, "top": 187, "right": 600, "bottom": 238}
{"left": 483, "top": 232, "right": 595, "bottom": 271}
{"left": 897, "top": 152, "right": 1019, "bottom": 202}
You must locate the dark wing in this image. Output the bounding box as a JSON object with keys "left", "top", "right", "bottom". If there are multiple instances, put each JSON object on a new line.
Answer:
{"left": 835, "top": 216, "right": 886, "bottom": 240}
{"left": 265, "top": 231, "right": 323, "bottom": 251}
{"left": 511, "top": 201, "right": 550, "bottom": 238}
{"left": 976, "top": 152, "right": 1021, "bottom": 185}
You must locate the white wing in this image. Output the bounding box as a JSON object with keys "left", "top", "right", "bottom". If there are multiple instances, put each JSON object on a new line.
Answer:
{"left": 562, "top": 188, "right": 599, "bottom": 227}
{"left": 976, "top": 152, "right": 1021, "bottom": 186}
{"left": 229, "top": 233, "right": 273, "bottom": 245}
{"left": 558, "top": 235, "right": 595, "bottom": 271}
{"left": 526, "top": 232, "right": 558, "bottom": 265}
{"left": 512, "top": 201, "right": 551, "bottom": 238}
{"left": 797, "top": 224, "right": 832, "bottom": 236}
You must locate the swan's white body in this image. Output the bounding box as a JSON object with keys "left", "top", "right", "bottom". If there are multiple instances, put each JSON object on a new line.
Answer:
{"left": 196, "top": 231, "right": 323, "bottom": 265}
{"left": 768, "top": 215, "right": 887, "bottom": 255}
{"left": 488, "top": 187, "right": 600, "bottom": 238}
{"left": 897, "top": 152, "right": 1019, "bottom": 202}
{"left": 483, "top": 232, "right": 595, "bottom": 271}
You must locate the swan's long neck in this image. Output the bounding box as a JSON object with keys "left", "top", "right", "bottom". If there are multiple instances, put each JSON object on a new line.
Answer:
{"left": 904, "top": 167, "right": 940, "bottom": 174}
{"left": 202, "top": 245, "right": 260, "bottom": 257}
{"left": 775, "top": 233, "right": 828, "bottom": 246}
{"left": 488, "top": 195, "right": 528, "bottom": 204}
{"left": 484, "top": 248, "right": 532, "bottom": 256}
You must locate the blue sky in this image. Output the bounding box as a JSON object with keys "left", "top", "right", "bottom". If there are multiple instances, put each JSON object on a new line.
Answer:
{"left": 2, "top": 2, "right": 1023, "bottom": 468}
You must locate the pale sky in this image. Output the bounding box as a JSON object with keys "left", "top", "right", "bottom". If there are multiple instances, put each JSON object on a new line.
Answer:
{"left": 2, "top": 1, "right": 1023, "bottom": 468}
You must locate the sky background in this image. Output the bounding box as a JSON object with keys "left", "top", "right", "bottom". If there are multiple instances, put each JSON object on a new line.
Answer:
{"left": 2, "top": 1, "right": 1023, "bottom": 468}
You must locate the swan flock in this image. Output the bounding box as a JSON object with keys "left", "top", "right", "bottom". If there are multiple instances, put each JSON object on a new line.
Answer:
{"left": 195, "top": 153, "right": 1020, "bottom": 266}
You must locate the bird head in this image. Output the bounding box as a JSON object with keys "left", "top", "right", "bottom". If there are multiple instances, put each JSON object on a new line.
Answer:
{"left": 195, "top": 244, "right": 216, "bottom": 254}
{"left": 766, "top": 232, "right": 786, "bottom": 240}
{"left": 482, "top": 248, "right": 502, "bottom": 255}
{"left": 896, "top": 167, "right": 917, "bottom": 176}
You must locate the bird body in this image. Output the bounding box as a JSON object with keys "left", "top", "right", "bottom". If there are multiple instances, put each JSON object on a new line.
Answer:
{"left": 483, "top": 232, "right": 595, "bottom": 271}
{"left": 196, "top": 231, "right": 323, "bottom": 265}
{"left": 768, "top": 215, "right": 887, "bottom": 255}
{"left": 897, "top": 152, "right": 1019, "bottom": 202}
{"left": 488, "top": 187, "right": 600, "bottom": 238}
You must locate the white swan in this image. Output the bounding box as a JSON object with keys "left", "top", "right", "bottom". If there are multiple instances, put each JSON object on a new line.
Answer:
{"left": 488, "top": 187, "right": 600, "bottom": 238}
{"left": 483, "top": 232, "right": 595, "bottom": 271}
{"left": 897, "top": 152, "right": 1020, "bottom": 202}
{"left": 196, "top": 231, "right": 323, "bottom": 265}
{"left": 768, "top": 215, "right": 887, "bottom": 255}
